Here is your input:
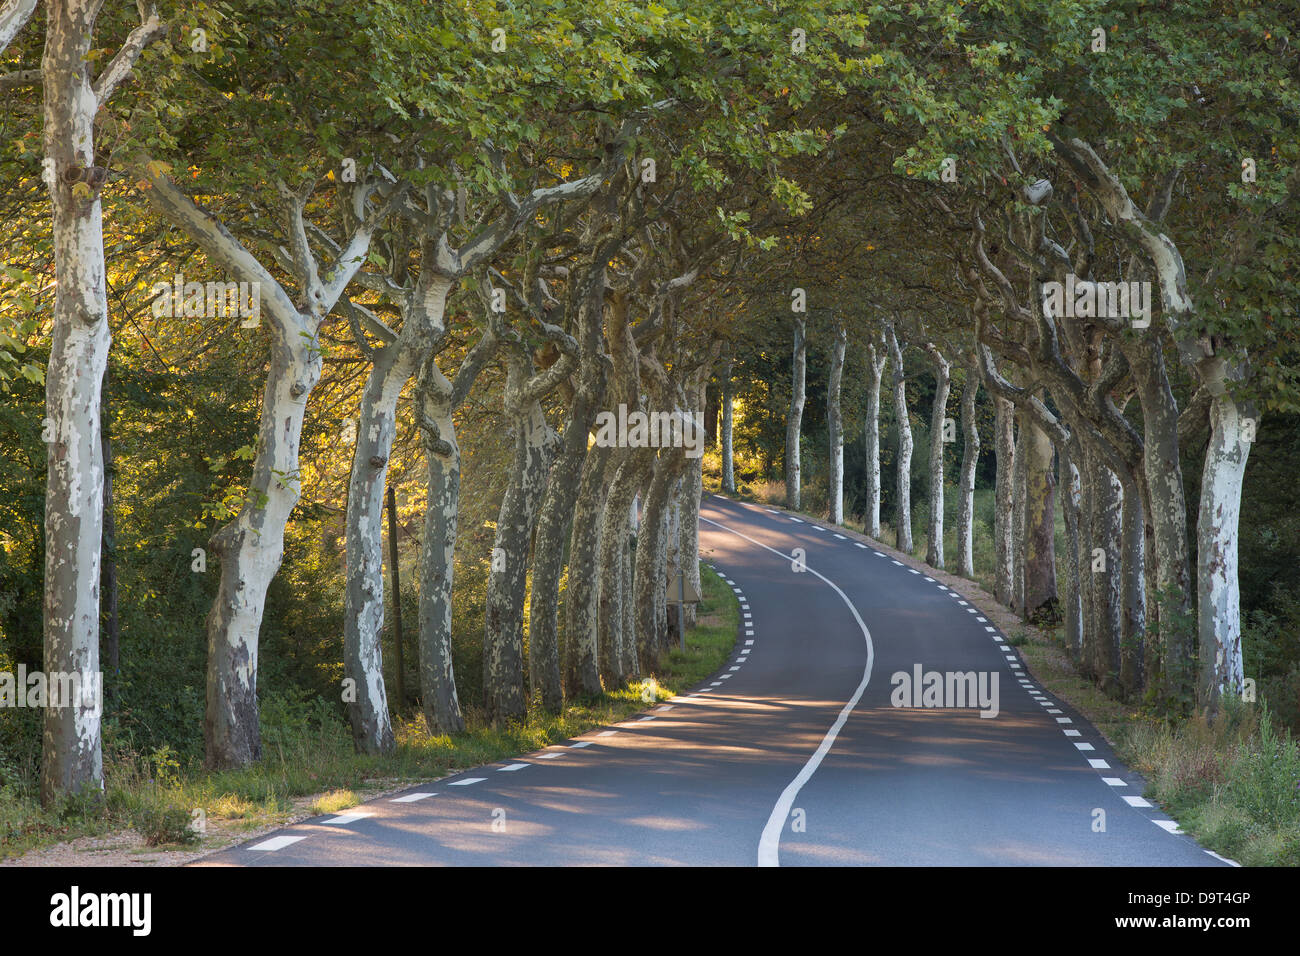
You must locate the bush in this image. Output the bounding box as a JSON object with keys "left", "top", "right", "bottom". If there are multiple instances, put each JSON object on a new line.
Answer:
{"left": 1226, "top": 706, "right": 1300, "bottom": 829}
{"left": 133, "top": 800, "right": 200, "bottom": 847}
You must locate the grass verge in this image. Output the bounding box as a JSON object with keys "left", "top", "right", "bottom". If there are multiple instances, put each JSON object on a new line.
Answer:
{"left": 0, "top": 562, "right": 738, "bottom": 861}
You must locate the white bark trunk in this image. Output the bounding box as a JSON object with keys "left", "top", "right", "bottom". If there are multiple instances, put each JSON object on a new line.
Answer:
{"left": 886, "top": 323, "right": 912, "bottom": 553}
{"left": 1197, "top": 359, "right": 1252, "bottom": 708}
{"left": 828, "top": 323, "right": 846, "bottom": 524}
{"left": 785, "top": 316, "right": 806, "bottom": 510}
{"left": 993, "top": 396, "right": 1016, "bottom": 606}
{"left": 865, "top": 337, "right": 887, "bottom": 539}
{"left": 956, "top": 354, "right": 979, "bottom": 577}
{"left": 924, "top": 343, "right": 950, "bottom": 569}
{"left": 41, "top": 13, "right": 108, "bottom": 802}
{"left": 721, "top": 359, "right": 735, "bottom": 493}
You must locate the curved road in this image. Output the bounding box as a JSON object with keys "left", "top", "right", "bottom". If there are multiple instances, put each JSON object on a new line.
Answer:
{"left": 197, "top": 494, "right": 1226, "bottom": 867}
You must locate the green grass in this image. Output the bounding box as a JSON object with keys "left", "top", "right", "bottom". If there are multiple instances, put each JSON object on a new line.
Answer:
{"left": 0, "top": 562, "right": 739, "bottom": 860}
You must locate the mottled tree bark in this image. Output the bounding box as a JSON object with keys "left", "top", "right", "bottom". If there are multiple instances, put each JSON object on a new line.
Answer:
{"left": 924, "top": 343, "right": 950, "bottom": 569}
{"left": 886, "top": 323, "right": 912, "bottom": 553}
{"left": 1196, "top": 356, "right": 1253, "bottom": 709}
{"left": 1060, "top": 442, "right": 1084, "bottom": 657}
{"left": 785, "top": 316, "right": 806, "bottom": 510}
{"left": 566, "top": 443, "right": 612, "bottom": 696}
{"left": 956, "top": 354, "right": 980, "bottom": 577}
{"left": 827, "top": 322, "right": 846, "bottom": 524}
{"left": 720, "top": 356, "right": 735, "bottom": 493}
{"left": 1023, "top": 415, "right": 1059, "bottom": 617}
{"left": 415, "top": 327, "right": 497, "bottom": 736}
{"left": 864, "top": 335, "right": 887, "bottom": 539}
{"left": 40, "top": 0, "right": 165, "bottom": 806}
{"left": 993, "top": 396, "right": 1016, "bottom": 607}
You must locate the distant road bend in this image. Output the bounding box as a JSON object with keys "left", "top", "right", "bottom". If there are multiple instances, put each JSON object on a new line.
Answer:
{"left": 199, "top": 495, "right": 1228, "bottom": 867}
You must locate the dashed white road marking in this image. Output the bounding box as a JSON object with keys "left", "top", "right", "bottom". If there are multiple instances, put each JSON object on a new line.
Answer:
{"left": 1063, "top": 729, "right": 1082, "bottom": 737}
{"left": 745, "top": 639, "right": 754, "bottom": 645}
{"left": 833, "top": 533, "right": 846, "bottom": 540}
{"left": 1056, "top": 717, "right": 1073, "bottom": 724}
{"left": 498, "top": 764, "right": 528, "bottom": 772}
{"left": 1074, "top": 742, "right": 1095, "bottom": 751}
{"left": 598, "top": 730, "right": 617, "bottom": 736}
{"left": 855, "top": 542, "right": 868, "bottom": 549}
{"left": 1153, "top": 820, "right": 1184, "bottom": 834}
{"left": 976, "top": 616, "right": 987, "bottom": 622}
{"left": 655, "top": 705, "right": 674, "bottom": 712}
{"left": 924, "top": 576, "right": 935, "bottom": 582}
{"left": 1122, "top": 795, "right": 1153, "bottom": 808}
{"left": 323, "top": 812, "right": 374, "bottom": 825}
{"left": 789, "top": 517, "right": 804, "bottom": 523}
{"left": 729, "top": 666, "right": 741, "bottom": 671}
{"left": 1047, "top": 708, "right": 1062, "bottom": 714}
{"left": 249, "top": 835, "right": 307, "bottom": 852}
{"left": 1102, "top": 777, "right": 1126, "bottom": 787}
{"left": 570, "top": 741, "right": 594, "bottom": 748}
{"left": 449, "top": 777, "right": 487, "bottom": 784}
{"left": 637, "top": 716, "right": 656, "bottom": 722}
{"left": 700, "top": 514, "right": 874, "bottom": 869}
{"left": 719, "top": 674, "right": 732, "bottom": 679}
{"left": 1089, "top": 759, "right": 1111, "bottom": 769}
{"left": 985, "top": 626, "right": 998, "bottom": 633}
{"left": 892, "top": 560, "right": 904, "bottom": 566}
{"left": 392, "top": 792, "right": 437, "bottom": 802}
{"left": 535, "top": 753, "right": 561, "bottom": 760}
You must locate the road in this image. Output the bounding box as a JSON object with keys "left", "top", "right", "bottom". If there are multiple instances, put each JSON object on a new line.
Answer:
{"left": 196, "top": 494, "right": 1227, "bottom": 867}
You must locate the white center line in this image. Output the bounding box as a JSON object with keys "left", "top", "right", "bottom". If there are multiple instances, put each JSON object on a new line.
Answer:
{"left": 700, "top": 513, "right": 875, "bottom": 869}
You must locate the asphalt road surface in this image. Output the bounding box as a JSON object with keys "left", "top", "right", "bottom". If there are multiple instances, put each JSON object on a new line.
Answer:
{"left": 197, "top": 494, "right": 1229, "bottom": 867}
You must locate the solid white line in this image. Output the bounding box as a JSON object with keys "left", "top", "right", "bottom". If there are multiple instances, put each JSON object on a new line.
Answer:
{"left": 1206, "top": 850, "right": 1240, "bottom": 866}
{"left": 701, "top": 513, "right": 874, "bottom": 868}
{"left": 249, "top": 835, "right": 307, "bottom": 851}
{"left": 392, "top": 792, "right": 436, "bottom": 802}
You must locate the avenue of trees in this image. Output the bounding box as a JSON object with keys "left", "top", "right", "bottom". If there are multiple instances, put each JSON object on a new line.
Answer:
{"left": 1, "top": 0, "right": 1298, "bottom": 809}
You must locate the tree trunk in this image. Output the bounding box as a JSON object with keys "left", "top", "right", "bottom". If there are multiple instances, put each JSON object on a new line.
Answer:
{"left": 566, "top": 442, "right": 611, "bottom": 696}
{"left": 1196, "top": 359, "right": 1253, "bottom": 710}
{"left": 956, "top": 354, "right": 979, "bottom": 577}
{"left": 785, "top": 315, "right": 806, "bottom": 509}
{"left": 635, "top": 450, "right": 685, "bottom": 671}
{"left": 1060, "top": 442, "right": 1084, "bottom": 657}
{"left": 721, "top": 356, "right": 735, "bottom": 493}
{"left": 993, "top": 396, "right": 1016, "bottom": 606}
{"left": 417, "top": 378, "right": 466, "bottom": 735}
{"left": 484, "top": 359, "right": 558, "bottom": 725}
{"left": 886, "top": 323, "right": 913, "bottom": 553}
{"left": 924, "top": 343, "right": 950, "bottom": 569}
{"left": 1119, "top": 468, "right": 1146, "bottom": 698}
{"left": 40, "top": 0, "right": 114, "bottom": 806}
{"left": 598, "top": 450, "right": 648, "bottom": 686}
{"left": 1087, "top": 454, "right": 1123, "bottom": 693}
{"left": 1129, "top": 344, "right": 1194, "bottom": 700}
{"left": 865, "top": 338, "right": 887, "bottom": 539}
{"left": 1023, "top": 415, "right": 1059, "bottom": 618}
{"left": 827, "top": 322, "right": 846, "bottom": 524}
